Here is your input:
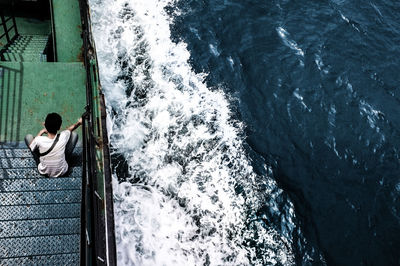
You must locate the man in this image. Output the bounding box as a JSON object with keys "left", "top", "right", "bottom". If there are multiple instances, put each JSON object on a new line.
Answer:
{"left": 25, "top": 113, "right": 82, "bottom": 177}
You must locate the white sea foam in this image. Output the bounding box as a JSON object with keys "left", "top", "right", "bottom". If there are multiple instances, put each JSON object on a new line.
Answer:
{"left": 209, "top": 43, "right": 220, "bottom": 57}
{"left": 276, "top": 27, "right": 304, "bottom": 57}
{"left": 89, "top": 0, "right": 295, "bottom": 264}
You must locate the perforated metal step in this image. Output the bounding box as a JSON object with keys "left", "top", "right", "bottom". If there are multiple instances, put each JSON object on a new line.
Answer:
{"left": 2, "top": 53, "right": 46, "bottom": 62}
{"left": 0, "top": 190, "right": 81, "bottom": 206}
{"left": 3, "top": 34, "right": 49, "bottom": 62}
{"left": 0, "top": 177, "right": 81, "bottom": 192}
{"left": 0, "top": 166, "right": 81, "bottom": 179}
{"left": 0, "top": 203, "right": 80, "bottom": 221}
{"left": 0, "top": 253, "right": 79, "bottom": 266}
{"left": 0, "top": 218, "right": 80, "bottom": 238}
{"left": 0, "top": 143, "right": 81, "bottom": 264}
{"left": 0, "top": 234, "right": 80, "bottom": 258}
{"left": 1, "top": 157, "right": 37, "bottom": 168}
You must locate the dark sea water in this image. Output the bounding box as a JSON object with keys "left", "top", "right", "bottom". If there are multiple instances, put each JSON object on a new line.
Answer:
{"left": 170, "top": 0, "right": 400, "bottom": 264}
{"left": 90, "top": 0, "right": 400, "bottom": 265}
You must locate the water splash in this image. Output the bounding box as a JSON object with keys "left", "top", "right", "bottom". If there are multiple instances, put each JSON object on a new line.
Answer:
{"left": 89, "top": 0, "right": 296, "bottom": 264}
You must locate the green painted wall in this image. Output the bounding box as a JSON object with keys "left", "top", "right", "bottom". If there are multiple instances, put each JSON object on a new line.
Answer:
{"left": 15, "top": 17, "right": 51, "bottom": 35}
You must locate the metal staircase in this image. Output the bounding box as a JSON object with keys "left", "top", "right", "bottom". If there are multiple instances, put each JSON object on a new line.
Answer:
{"left": 1, "top": 35, "right": 49, "bottom": 62}
{"left": 1, "top": 5, "right": 49, "bottom": 63}
{"left": 0, "top": 143, "right": 81, "bottom": 264}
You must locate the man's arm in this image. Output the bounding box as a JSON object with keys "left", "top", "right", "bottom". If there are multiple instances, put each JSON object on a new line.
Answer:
{"left": 36, "top": 128, "right": 47, "bottom": 137}
{"left": 67, "top": 118, "right": 83, "bottom": 132}
{"left": 28, "top": 128, "right": 48, "bottom": 145}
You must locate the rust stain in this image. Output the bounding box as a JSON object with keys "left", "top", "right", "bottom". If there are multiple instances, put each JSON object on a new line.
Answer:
{"left": 62, "top": 105, "right": 73, "bottom": 114}
{"left": 96, "top": 137, "right": 103, "bottom": 149}
{"left": 43, "top": 93, "right": 47, "bottom": 97}
{"left": 77, "top": 46, "right": 84, "bottom": 62}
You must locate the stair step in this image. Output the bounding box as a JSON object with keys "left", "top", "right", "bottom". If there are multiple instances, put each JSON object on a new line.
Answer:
{"left": 6, "top": 51, "right": 44, "bottom": 55}
{"left": 0, "top": 190, "right": 81, "bottom": 206}
{"left": 0, "top": 253, "right": 79, "bottom": 265}
{"left": 0, "top": 203, "right": 80, "bottom": 221}
{"left": 3, "top": 34, "right": 49, "bottom": 62}
{"left": 0, "top": 167, "right": 82, "bottom": 179}
{"left": 0, "top": 218, "right": 80, "bottom": 238}
{"left": 8, "top": 46, "right": 46, "bottom": 50}
{"left": 15, "top": 36, "right": 49, "bottom": 41}
{"left": 9, "top": 46, "right": 47, "bottom": 50}
{"left": 9, "top": 42, "right": 47, "bottom": 46}
{"left": 14, "top": 38, "right": 48, "bottom": 41}
{"left": 0, "top": 149, "right": 32, "bottom": 157}
{"left": 5, "top": 45, "right": 46, "bottom": 50}
{"left": 12, "top": 43, "right": 47, "bottom": 46}
{"left": 0, "top": 234, "right": 80, "bottom": 258}
{"left": 16, "top": 34, "right": 48, "bottom": 38}
{"left": 1, "top": 157, "right": 39, "bottom": 168}
{"left": 11, "top": 41, "right": 47, "bottom": 45}
{"left": 8, "top": 44, "right": 47, "bottom": 48}
{"left": 2, "top": 53, "right": 45, "bottom": 62}
{"left": 0, "top": 177, "right": 81, "bottom": 192}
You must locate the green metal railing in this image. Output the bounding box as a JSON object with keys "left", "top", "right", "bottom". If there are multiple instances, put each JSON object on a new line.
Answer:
{"left": 78, "top": 0, "right": 117, "bottom": 265}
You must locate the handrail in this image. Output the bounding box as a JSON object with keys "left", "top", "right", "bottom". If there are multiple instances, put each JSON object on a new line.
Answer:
{"left": 49, "top": 0, "right": 57, "bottom": 61}
{"left": 78, "top": 0, "right": 117, "bottom": 265}
{"left": 0, "top": 13, "right": 11, "bottom": 43}
{"left": 81, "top": 108, "right": 99, "bottom": 265}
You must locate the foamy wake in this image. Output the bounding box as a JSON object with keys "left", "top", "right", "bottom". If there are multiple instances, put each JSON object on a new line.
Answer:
{"left": 89, "top": 0, "right": 295, "bottom": 264}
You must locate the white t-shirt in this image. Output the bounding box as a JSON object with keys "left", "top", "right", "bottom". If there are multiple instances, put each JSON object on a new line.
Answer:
{"left": 30, "top": 130, "right": 71, "bottom": 177}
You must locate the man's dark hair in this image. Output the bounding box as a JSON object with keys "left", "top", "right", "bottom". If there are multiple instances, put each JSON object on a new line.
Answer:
{"left": 45, "top": 113, "right": 62, "bottom": 134}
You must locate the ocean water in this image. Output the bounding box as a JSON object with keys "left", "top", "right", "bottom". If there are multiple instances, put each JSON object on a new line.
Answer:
{"left": 89, "top": 0, "right": 400, "bottom": 265}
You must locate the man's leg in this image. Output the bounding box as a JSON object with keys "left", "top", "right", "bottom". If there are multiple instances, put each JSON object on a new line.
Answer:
{"left": 65, "top": 132, "right": 78, "bottom": 161}
{"left": 25, "top": 134, "right": 39, "bottom": 165}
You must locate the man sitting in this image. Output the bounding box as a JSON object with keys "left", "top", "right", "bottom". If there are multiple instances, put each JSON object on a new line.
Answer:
{"left": 25, "top": 113, "right": 82, "bottom": 177}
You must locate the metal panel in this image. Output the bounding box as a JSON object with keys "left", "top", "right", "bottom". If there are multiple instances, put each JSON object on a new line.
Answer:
{"left": 0, "top": 253, "right": 79, "bottom": 266}
{"left": 0, "top": 190, "right": 81, "bottom": 206}
{"left": 0, "top": 158, "right": 36, "bottom": 168}
{"left": 0, "top": 234, "right": 80, "bottom": 258}
{"left": 0, "top": 166, "right": 81, "bottom": 179}
{"left": 0, "top": 149, "right": 31, "bottom": 157}
{"left": 0, "top": 177, "right": 81, "bottom": 192}
{"left": 0, "top": 218, "right": 80, "bottom": 238}
{"left": 0, "top": 203, "right": 80, "bottom": 221}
